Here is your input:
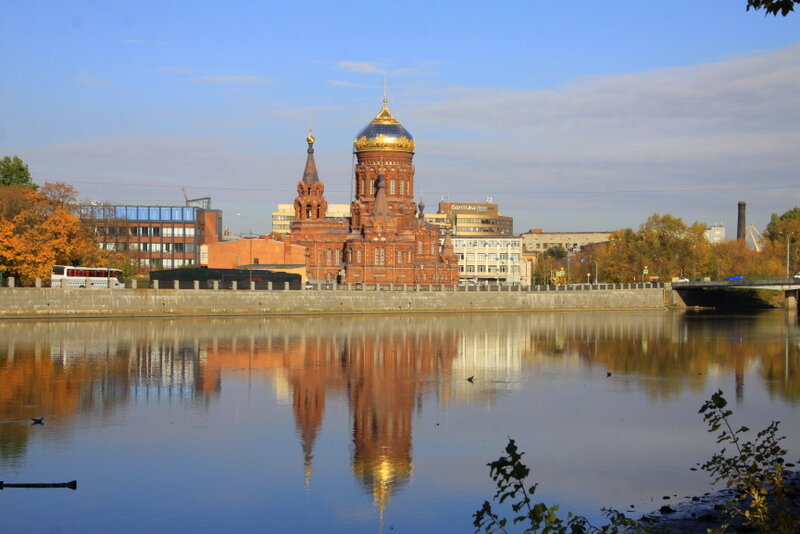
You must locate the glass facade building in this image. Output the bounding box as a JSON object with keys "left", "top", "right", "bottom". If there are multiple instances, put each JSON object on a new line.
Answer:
{"left": 81, "top": 199, "right": 222, "bottom": 272}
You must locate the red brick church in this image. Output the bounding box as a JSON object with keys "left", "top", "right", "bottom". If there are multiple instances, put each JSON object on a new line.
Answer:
{"left": 287, "top": 100, "right": 459, "bottom": 286}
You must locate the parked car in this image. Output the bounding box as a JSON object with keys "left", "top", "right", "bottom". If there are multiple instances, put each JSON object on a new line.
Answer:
{"left": 727, "top": 276, "right": 744, "bottom": 281}
{"left": 794, "top": 272, "right": 800, "bottom": 279}
{"left": 676, "top": 278, "right": 689, "bottom": 283}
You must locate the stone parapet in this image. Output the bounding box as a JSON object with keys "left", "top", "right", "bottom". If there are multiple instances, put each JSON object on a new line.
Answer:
{"left": 0, "top": 287, "right": 666, "bottom": 318}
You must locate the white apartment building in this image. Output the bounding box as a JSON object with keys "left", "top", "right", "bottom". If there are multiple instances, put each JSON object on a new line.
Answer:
{"left": 452, "top": 236, "right": 529, "bottom": 285}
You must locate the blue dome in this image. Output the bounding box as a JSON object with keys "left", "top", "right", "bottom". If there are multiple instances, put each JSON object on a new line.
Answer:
{"left": 354, "top": 100, "right": 415, "bottom": 153}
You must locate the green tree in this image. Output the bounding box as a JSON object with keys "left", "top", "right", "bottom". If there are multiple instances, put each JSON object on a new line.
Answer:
{"left": 747, "top": 0, "right": 798, "bottom": 16}
{"left": 542, "top": 245, "right": 567, "bottom": 259}
{"left": 0, "top": 156, "right": 38, "bottom": 189}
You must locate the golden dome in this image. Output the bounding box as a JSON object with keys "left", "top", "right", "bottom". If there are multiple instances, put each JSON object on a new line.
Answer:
{"left": 354, "top": 99, "right": 415, "bottom": 153}
{"left": 306, "top": 130, "right": 315, "bottom": 144}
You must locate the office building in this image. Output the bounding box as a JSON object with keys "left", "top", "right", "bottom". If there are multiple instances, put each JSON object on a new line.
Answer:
{"left": 82, "top": 197, "right": 222, "bottom": 272}
{"left": 426, "top": 200, "right": 513, "bottom": 236}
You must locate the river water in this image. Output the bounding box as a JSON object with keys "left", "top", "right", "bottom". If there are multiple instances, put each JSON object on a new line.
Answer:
{"left": 1, "top": 310, "right": 799, "bottom": 533}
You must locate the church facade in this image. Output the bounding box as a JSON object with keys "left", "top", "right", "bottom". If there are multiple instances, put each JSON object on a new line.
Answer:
{"left": 288, "top": 100, "right": 459, "bottom": 286}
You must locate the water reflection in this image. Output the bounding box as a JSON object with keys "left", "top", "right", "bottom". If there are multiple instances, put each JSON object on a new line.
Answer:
{"left": 1, "top": 311, "right": 798, "bottom": 519}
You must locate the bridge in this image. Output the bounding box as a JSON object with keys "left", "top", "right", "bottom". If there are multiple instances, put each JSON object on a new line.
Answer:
{"left": 672, "top": 278, "right": 800, "bottom": 291}
{"left": 671, "top": 278, "right": 800, "bottom": 308}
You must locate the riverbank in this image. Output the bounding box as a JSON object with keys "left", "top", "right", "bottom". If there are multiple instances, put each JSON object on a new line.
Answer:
{"left": 0, "top": 286, "right": 669, "bottom": 318}
{"left": 639, "top": 471, "right": 800, "bottom": 533}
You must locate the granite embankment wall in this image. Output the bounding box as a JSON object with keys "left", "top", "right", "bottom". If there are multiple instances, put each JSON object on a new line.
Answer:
{"left": 0, "top": 287, "right": 669, "bottom": 318}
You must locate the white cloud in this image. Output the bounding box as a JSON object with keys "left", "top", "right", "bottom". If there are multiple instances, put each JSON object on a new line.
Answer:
{"left": 327, "top": 80, "right": 378, "bottom": 88}
{"left": 403, "top": 46, "right": 800, "bottom": 231}
{"left": 334, "top": 60, "right": 437, "bottom": 77}
{"left": 122, "top": 39, "right": 166, "bottom": 46}
{"left": 190, "top": 75, "right": 269, "bottom": 85}
{"left": 73, "top": 72, "right": 114, "bottom": 90}
{"left": 153, "top": 66, "right": 197, "bottom": 74}
{"left": 335, "top": 61, "right": 386, "bottom": 75}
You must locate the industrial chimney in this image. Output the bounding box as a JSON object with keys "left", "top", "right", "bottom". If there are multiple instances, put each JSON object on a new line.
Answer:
{"left": 737, "top": 201, "right": 746, "bottom": 241}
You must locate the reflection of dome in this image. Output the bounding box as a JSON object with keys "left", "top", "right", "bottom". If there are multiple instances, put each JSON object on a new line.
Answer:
{"left": 352, "top": 454, "right": 412, "bottom": 513}
{"left": 354, "top": 99, "right": 415, "bottom": 153}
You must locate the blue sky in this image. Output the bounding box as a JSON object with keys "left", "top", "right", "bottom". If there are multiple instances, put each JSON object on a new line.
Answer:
{"left": 1, "top": 1, "right": 798, "bottom": 235}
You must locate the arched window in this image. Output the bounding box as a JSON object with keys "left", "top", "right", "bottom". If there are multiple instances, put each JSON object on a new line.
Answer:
{"left": 397, "top": 250, "right": 403, "bottom": 264}
{"left": 370, "top": 180, "right": 375, "bottom": 195}
{"left": 317, "top": 206, "right": 322, "bottom": 218}
{"left": 390, "top": 180, "right": 395, "bottom": 194}
{"left": 417, "top": 241, "right": 423, "bottom": 254}
{"left": 326, "top": 249, "right": 332, "bottom": 265}
{"left": 399, "top": 180, "right": 405, "bottom": 195}
{"left": 334, "top": 250, "right": 340, "bottom": 264}
{"left": 306, "top": 205, "right": 312, "bottom": 219}
{"left": 430, "top": 243, "right": 436, "bottom": 255}
{"left": 356, "top": 250, "right": 362, "bottom": 263}
{"left": 307, "top": 187, "right": 312, "bottom": 195}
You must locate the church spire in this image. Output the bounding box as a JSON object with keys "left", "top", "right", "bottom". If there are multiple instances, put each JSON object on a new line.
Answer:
{"left": 302, "top": 130, "right": 320, "bottom": 184}
{"left": 371, "top": 175, "right": 391, "bottom": 221}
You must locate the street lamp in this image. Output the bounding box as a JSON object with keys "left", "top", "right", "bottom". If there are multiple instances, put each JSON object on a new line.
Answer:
{"left": 779, "top": 232, "right": 795, "bottom": 278}
{"left": 581, "top": 258, "right": 599, "bottom": 284}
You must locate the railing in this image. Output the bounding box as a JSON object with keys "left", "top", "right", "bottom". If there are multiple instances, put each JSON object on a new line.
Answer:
{"left": 1, "top": 276, "right": 666, "bottom": 292}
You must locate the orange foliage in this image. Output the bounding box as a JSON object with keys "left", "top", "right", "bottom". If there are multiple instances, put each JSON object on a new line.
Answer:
{"left": 0, "top": 182, "right": 112, "bottom": 284}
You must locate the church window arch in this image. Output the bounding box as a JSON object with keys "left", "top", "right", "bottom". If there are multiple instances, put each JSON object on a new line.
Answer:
{"left": 370, "top": 179, "right": 375, "bottom": 195}
{"left": 399, "top": 180, "right": 405, "bottom": 195}
{"left": 326, "top": 249, "right": 332, "bottom": 265}
{"left": 306, "top": 205, "right": 312, "bottom": 219}
{"left": 307, "top": 187, "right": 312, "bottom": 195}
{"left": 397, "top": 250, "right": 403, "bottom": 265}
{"left": 390, "top": 180, "right": 395, "bottom": 195}
{"left": 356, "top": 250, "right": 362, "bottom": 263}
{"left": 417, "top": 241, "right": 423, "bottom": 254}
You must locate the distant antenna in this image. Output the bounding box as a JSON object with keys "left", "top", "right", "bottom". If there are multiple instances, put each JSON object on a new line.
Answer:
{"left": 182, "top": 188, "right": 189, "bottom": 202}
{"left": 383, "top": 77, "right": 389, "bottom": 103}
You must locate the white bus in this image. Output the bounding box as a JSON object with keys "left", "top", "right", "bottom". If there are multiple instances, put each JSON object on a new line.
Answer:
{"left": 50, "top": 265, "right": 125, "bottom": 288}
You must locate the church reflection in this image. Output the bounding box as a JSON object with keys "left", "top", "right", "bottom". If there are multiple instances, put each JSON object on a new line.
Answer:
{"left": 1, "top": 311, "right": 798, "bottom": 512}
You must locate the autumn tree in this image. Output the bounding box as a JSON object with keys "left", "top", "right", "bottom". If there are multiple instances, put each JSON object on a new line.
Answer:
{"left": 600, "top": 214, "right": 712, "bottom": 282}
{"left": 0, "top": 156, "right": 37, "bottom": 189}
{"left": 763, "top": 206, "right": 800, "bottom": 275}
{"left": 0, "top": 182, "right": 118, "bottom": 285}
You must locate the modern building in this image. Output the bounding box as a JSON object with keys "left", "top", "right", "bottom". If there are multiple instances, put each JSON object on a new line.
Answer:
{"left": 82, "top": 197, "right": 222, "bottom": 272}
{"left": 704, "top": 224, "right": 726, "bottom": 243}
{"left": 271, "top": 203, "right": 351, "bottom": 235}
{"left": 521, "top": 229, "right": 611, "bottom": 255}
{"left": 427, "top": 200, "right": 513, "bottom": 236}
{"left": 452, "top": 236, "right": 528, "bottom": 285}
{"left": 286, "top": 101, "right": 459, "bottom": 286}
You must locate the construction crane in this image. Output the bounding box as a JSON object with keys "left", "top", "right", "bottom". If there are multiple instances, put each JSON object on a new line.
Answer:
{"left": 745, "top": 223, "right": 764, "bottom": 252}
